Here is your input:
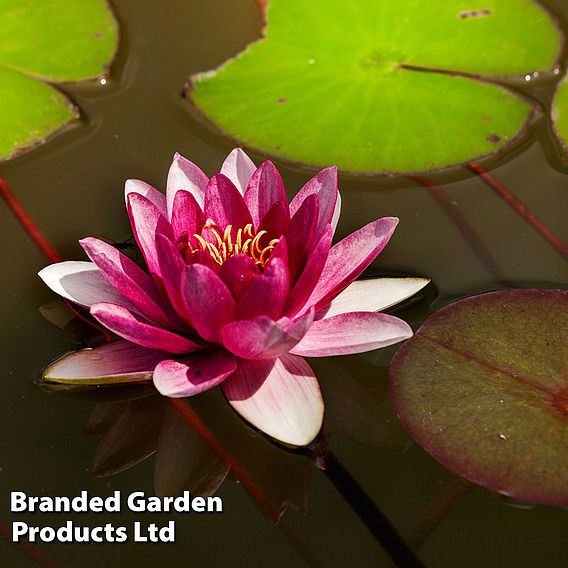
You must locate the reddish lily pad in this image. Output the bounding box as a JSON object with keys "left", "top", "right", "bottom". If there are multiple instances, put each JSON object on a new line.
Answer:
{"left": 389, "top": 289, "right": 568, "bottom": 505}
{"left": 189, "top": 0, "right": 561, "bottom": 174}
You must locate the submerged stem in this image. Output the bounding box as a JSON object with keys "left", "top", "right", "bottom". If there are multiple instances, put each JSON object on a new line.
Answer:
{"left": 0, "top": 176, "right": 61, "bottom": 263}
{"left": 468, "top": 162, "right": 568, "bottom": 261}
{"left": 309, "top": 439, "right": 425, "bottom": 568}
{"left": 410, "top": 175, "right": 512, "bottom": 287}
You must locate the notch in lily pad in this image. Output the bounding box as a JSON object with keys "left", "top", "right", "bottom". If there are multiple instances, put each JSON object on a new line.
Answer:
{"left": 389, "top": 289, "right": 568, "bottom": 506}
{"left": 0, "top": 0, "right": 118, "bottom": 160}
{"left": 188, "top": 0, "right": 562, "bottom": 175}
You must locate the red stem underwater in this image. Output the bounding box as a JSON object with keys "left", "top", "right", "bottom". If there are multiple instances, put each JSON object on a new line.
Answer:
{"left": 0, "top": 521, "right": 64, "bottom": 568}
{"left": 409, "top": 175, "right": 512, "bottom": 286}
{"left": 467, "top": 162, "right": 568, "bottom": 261}
{"left": 0, "top": 175, "right": 113, "bottom": 342}
{"left": 0, "top": 176, "right": 61, "bottom": 263}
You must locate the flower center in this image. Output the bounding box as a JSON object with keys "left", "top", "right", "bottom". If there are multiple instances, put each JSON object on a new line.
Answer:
{"left": 181, "top": 219, "right": 279, "bottom": 270}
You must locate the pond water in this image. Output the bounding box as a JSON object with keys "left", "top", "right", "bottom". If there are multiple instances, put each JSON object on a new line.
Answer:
{"left": 1, "top": 0, "right": 568, "bottom": 566}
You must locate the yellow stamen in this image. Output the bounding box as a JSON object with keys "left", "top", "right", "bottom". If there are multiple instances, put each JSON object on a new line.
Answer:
{"left": 184, "top": 221, "right": 279, "bottom": 270}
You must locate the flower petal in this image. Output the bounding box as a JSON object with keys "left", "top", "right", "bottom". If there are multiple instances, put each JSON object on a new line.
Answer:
{"left": 303, "top": 217, "right": 399, "bottom": 313}
{"left": 181, "top": 264, "right": 236, "bottom": 343}
{"left": 171, "top": 189, "right": 204, "bottom": 241}
{"left": 222, "top": 355, "right": 324, "bottom": 446}
{"left": 258, "top": 200, "right": 289, "bottom": 240}
{"left": 125, "top": 179, "right": 167, "bottom": 217}
{"left": 80, "top": 237, "right": 179, "bottom": 328}
{"left": 153, "top": 350, "right": 237, "bottom": 398}
{"left": 91, "top": 303, "right": 204, "bottom": 354}
{"left": 244, "top": 160, "right": 289, "bottom": 229}
{"left": 204, "top": 173, "right": 253, "bottom": 230}
{"left": 290, "top": 312, "right": 412, "bottom": 357}
{"left": 217, "top": 254, "right": 260, "bottom": 302}
{"left": 322, "top": 277, "right": 431, "bottom": 319}
{"left": 127, "top": 192, "right": 174, "bottom": 283}
{"left": 287, "top": 193, "right": 318, "bottom": 280}
{"left": 39, "top": 261, "right": 134, "bottom": 310}
{"left": 42, "top": 340, "right": 168, "bottom": 384}
{"left": 221, "top": 310, "right": 313, "bottom": 359}
{"left": 236, "top": 256, "right": 290, "bottom": 320}
{"left": 286, "top": 226, "right": 333, "bottom": 316}
{"left": 166, "top": 152, "right": 208, "bottom": 214}
{"left": 290, "top": 167, "right": 338, "bottom": 240}
{"left": 220, "top": 148, "right": 256, "bottom": 195}
{"left": 270, "top": 234, "right": 289, "bottom": 265}
{"left": 331, "top": 190, "right": 341, "bottom": 235}
{"left": 155, "top": 234, "right": 192, "bottom": 324}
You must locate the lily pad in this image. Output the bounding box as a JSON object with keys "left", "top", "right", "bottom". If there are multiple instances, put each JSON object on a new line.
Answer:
{"left": 0, "top": 0, "right": 118, "bottom": 160}
{"left": 189, "top": 0, "right": 561, "bottom": 174}
{"left": 389, "top": 289, "right": 568, "bottom": 506}
{"left": 552, "top": 74, "right": 568, "bottom": 152}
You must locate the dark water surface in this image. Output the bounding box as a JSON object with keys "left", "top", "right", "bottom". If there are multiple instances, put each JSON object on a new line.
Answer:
{"left": 1, "top": 1, "right": 568, "bottom": 566}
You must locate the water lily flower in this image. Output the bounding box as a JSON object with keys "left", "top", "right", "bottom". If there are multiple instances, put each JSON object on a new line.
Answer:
{"left": 39, "top": 149, "right": 428, "bottom": 446}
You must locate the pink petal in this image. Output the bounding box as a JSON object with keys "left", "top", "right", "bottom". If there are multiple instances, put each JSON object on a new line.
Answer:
{"left": 155, "top": 235, "right": 193, "bottom": 324}
{"left": 303, "top": 217, "right": 399, "bottom": 313}
{"left": 236, "top": 256, "right": 290, "bottom": 320}
{"left": 186, "top": 247, "right": 219, "bottom": 271}
{"left": 80, "top": 237, "right": 178, "bottom": 328}
{"left": 166, "top": 152, "right": 208, "bottom": 215}
{"left": 290, "top": 311, "right": 412, "bottom": 357}
{"left": 38, "top": 261, "right": 135, "bottom": 310}
{"left": 258, "top": 200, "right": 289, "bottom": 240}
{"left": 244, "top": 161, "right": 289, "bottom": 229}
{"left": 181, "top": 264, "right": 236, "bottom": 343}
{"left": 91, "top": 303, "right": 204, "bottom": 354}
{"left": 285, "top": 226, "right": 333, "bottom": 316}
{"left": 269, "top": 234, "right": 289, "bottom": 265}
{"left": 322, "top": 277, "right": 430, "bottom": 319}
{"left": 204, "top": 174, "right": 253, "bottom": 231}
{"left": 218, "top": 254, "right": 260, "bottom": 302}
{"left": 171, "top": 189, "right": 204, "bottom": 241}
{"left": 220, "top": 310, "right": 313, "bottom": 359}
{"left": 220, "top": 148, "right": 256, "bottom": 195}
{"left": 331, "top": 190, "right": 341, "bottom": 234}
{"left": 222, "top": 355, "right": 324, "bottom": 446}
{"left": 42, "top": 340, "right": 168, "bottom": 384}
{"left": 125, "top": 179, "right": 167, "bottom": 217}
{"left": 153, "top": 350, "right": 237, "bottom": 397}
{"left": 127, "top": 192, "right": 174, "bottom": 283}
{"left": 287, "top": 193, "right": 319, "bottom": 281}
{"left": 290, "top": 167, "right": 338, "bottom": 240}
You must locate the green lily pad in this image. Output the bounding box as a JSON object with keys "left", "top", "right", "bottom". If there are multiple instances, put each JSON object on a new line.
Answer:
{"left": 552, "top": 74, "right": 568, "bottom": 152}
{"left": 0, "top": 0, "right": 117, "bottom": 160}
{"left": 388, "top": 289, "right": 568, "bottom": 506}
{"left": 189, "top": 0, "right": 561, "bottom": 174}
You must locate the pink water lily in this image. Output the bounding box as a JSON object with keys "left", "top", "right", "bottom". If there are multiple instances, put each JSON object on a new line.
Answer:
{"left": 39, "top": 149, "right": 427, "bottom": 446}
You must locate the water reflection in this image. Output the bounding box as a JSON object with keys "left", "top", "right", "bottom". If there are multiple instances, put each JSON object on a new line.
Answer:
{"left": 39, "top": 303, "right": 413, "bottom": 522}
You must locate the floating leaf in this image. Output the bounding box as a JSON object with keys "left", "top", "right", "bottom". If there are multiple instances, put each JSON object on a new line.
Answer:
{"left": 189, "top": 0, "right": 561, "bottom": 174}
{"left": 552, "top": 73, "right": 568, "bottom": 151}
{"left": 0, "top": 0, "right": 118, "bottom": 160}
{"left": 389, "top": 289, "right": 568, "bottom": 506}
